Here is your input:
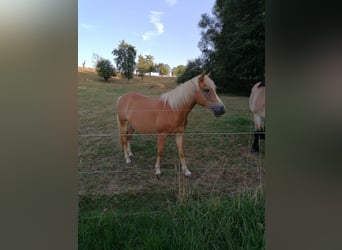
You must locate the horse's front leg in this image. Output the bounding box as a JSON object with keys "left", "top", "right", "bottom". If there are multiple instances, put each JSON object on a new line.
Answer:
{"left": 155, "top": 134, "right": 167, "bottom": 175}
{"left": 176, "top": 133, "right": 191, "bottom": 177}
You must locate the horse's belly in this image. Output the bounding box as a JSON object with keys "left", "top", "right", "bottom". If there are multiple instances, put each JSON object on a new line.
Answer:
{"left": 131, "top": 122, "right": 157, "bottom": 134}
{"left": 128, "top": 111, "right": 182, "bottom": 134}
{"left": 128, "top": 113, "right": 158, "bottom": 134}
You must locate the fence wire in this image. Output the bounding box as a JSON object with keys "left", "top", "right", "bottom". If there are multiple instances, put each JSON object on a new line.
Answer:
{"left": 78, "top": 108, "right": 265, "bottom": 220}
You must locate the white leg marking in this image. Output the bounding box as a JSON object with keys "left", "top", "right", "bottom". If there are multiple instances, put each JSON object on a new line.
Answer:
{"left": 123, "top": 146, "right": 130, "bottom": 164}
{"left": 184, "top": 169, "right": 192, "bottom": 177}
{"left": 155, "top": 157, "right": 161, "bottom": 175}
{"left": 127, "top": 141, "right": 134, "bottom": 157}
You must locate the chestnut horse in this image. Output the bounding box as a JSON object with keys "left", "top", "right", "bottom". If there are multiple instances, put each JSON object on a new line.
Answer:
{"left": 249, "top": 81, "right": 265, "bottom": 153}
{"left": 116, "top": 72, "right": 226, "bottom": 176}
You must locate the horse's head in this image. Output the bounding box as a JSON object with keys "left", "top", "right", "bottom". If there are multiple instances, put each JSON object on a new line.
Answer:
{"left": 195, "top": 72, "right": 226, "bottom": 117}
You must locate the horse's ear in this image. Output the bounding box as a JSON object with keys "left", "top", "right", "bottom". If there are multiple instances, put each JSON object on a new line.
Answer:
{"left": 199, "top": 71, "right": 206, "bottom": 81}
{"left": 206, "top": 71, "right": 211, "bottom": 77}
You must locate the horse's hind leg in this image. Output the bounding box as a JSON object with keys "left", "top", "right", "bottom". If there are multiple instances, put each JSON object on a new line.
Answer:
{"left": 117, "top": 115, "right": 131, "bottom": 164}
{"left": 126, "top": 124, "right": 135, "bottom": 158}
{"left": 252, "top": 132, "right": 260, "bottom": 153}
{"left": 252, "top": 114, "right": 262, "bottom": 153}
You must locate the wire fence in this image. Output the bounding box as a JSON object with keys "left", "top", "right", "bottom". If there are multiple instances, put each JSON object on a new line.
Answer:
{"left": 78, "top": 147, "right": 264, "bottom": 220}
{"left": 78, "top": 102, "right": 265, "bottom": 212}
{"left": 78, "top": 123, "right": 265, "bottom": 199}
{"left": 78, "top": 74, "right": 265, "bottom": 221}
{"left": 78, "top": 131, "right": 256, "bottom": 137}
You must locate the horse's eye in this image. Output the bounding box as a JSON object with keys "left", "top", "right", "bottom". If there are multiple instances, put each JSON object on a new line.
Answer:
{"left": 203, "top": 88, "right": 210, "bottom": 94}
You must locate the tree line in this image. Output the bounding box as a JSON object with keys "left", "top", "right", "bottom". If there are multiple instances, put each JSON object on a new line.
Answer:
{"left": 94, "top": 0, "right": 264, "bottom": 94}
{"left": 94, "top": 40, "right": 185, "bottom": 82}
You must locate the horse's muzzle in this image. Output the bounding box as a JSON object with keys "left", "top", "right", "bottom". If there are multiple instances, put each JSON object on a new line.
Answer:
{"left": 211, "top": 104, "right": 225, "bottom": 117}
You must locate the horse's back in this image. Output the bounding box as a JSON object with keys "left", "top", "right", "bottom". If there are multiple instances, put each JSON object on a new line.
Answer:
{"left": 117, "top": 92, "right": 161, "bottom": 112}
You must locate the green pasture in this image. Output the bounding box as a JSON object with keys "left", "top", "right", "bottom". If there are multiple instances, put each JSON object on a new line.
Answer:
{"left": 78, "top": 68, "right": 265, "bottom": 249}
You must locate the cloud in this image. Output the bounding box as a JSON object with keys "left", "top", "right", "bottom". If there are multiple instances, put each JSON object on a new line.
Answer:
{"left": 142, "top": 11, "right": 164, "bottom": 41}
{"left": 142, "top": 31, "right": 155, "bottom": 41}
{"left": 165, "top": 0, "right": 177, "bottom": 6}
{"left": 150, "top": 11, "right": 164, "bottom": 33}
{"left": 80, "top": 23, "right": 96, "bottom": 31}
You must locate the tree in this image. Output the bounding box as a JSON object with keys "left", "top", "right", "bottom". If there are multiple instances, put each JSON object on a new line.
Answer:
{"left": 92, "top": 53, "right": 102, "bottom": 67}
{"left": 152, "top": 63, "right": 159, "bottom": 74}
{"left": 198, "top": 0, "right": 265, "bottom": 93}
{"left": 158, "top": 63, "right": 170, "bottom": 76}
{"left": 137, "top": 54, "right": 154, "bottom": 80}
{"left": 145, "top": 55, "right": 155, "bottom": 76}
{"left": 95, "top": 59, "right": 115, "bottom": 81}
{"left": 176, "top": 58, "right": 204, "bottom": 83}
{"left": 172, "top": 65, "right": 186, "bottom": 77}
{"left": 112, "top": 40, "right": 137, "bottom": 81}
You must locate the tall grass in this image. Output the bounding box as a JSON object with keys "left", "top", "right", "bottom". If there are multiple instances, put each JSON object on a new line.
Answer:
{"left": 79, "top": 192, "right": 264, "bottom": 250}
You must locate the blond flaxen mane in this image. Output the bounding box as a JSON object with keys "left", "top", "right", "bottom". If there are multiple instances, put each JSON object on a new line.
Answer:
{"left": 160, "top": 75, "right": 216, "bottom": 110}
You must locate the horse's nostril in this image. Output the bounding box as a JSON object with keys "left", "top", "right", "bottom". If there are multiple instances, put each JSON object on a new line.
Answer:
{"left": 221, "top": 106, "right": 225, "bottom": 114}
{"left": 212, "top": 104, "right": 225, "bottom": 117}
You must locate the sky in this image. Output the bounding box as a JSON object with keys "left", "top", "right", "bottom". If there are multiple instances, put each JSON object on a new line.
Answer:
{"left": 78, "top": 0, "right": 216, "bottom": 69}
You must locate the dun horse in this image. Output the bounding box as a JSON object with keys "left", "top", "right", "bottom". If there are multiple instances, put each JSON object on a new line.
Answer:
{"left": 249, "top": 81, "right": 265, "bottom": 153}
{"left": 116, "top": 72, "right": 226, "bottom": 176}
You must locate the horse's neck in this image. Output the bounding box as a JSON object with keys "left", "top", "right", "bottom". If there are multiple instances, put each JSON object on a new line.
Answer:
{"left": 178, "top": 99, "right": 196, "bottom": 117}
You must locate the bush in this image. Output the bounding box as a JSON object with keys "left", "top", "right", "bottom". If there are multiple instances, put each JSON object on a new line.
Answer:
{"left": 96, "top": 59, "right": 115, "bottom": 81}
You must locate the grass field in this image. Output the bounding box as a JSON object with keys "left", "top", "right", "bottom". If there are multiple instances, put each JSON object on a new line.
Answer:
{"left": 78, "top": 67, "right": 265, "bottom": 249}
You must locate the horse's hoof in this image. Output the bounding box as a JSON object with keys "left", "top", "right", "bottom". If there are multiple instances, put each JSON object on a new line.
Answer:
{"left": 155, "top": 169, "right": 161, "bottom": 175}
{"left": 184, "top": 170, "right": 192, "bottom": 177}
{"left": 126, "top": 158, "right": 131, "bottom": 164}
